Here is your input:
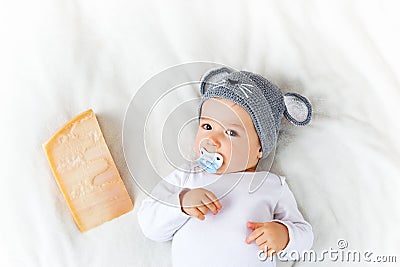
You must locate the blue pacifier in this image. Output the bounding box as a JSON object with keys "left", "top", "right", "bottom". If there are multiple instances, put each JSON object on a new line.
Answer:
{"left": 197, "top": 147, "right": 224, "bottom": 173}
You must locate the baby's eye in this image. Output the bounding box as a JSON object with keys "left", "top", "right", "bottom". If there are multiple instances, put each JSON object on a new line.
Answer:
{"left": 225, "top": 129, "right": 237, "bottom": 137}
{"left": 201, "top": 124, "right": 212, "bottom": 130}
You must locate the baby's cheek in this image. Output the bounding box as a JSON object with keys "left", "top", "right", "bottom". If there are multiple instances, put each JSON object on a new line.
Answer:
{"left": 221, "top": 147, "right": 233, "bottom": 167}
{"left": 230, "top": 144, "right": 250, "bottom": 166}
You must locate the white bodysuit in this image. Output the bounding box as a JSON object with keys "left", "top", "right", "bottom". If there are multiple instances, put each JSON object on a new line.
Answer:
{"left": 137, "top": 167, "right": 313, "bottom": 267}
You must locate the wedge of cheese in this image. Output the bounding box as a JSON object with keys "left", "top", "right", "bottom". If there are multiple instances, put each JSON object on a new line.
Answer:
{"left": 43, "top": 109, "right": 133, "bottom": 232}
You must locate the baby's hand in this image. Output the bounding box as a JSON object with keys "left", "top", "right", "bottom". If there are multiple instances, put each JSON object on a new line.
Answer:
{"left": 245, "top": 221, "right": 289, "bottom": 257}
{"left": 179, "top": 188, "right": 222, "bottom": 220}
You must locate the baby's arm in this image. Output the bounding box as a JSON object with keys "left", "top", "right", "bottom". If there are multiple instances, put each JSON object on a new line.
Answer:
{"left": 246, "top": 177, "right": 313, "bottom": 258}
{"left": 137, "top": 170, "right": 191, "bottom": 242}
{"left": 271, "top": 178, "right": 314, "bottom": 258}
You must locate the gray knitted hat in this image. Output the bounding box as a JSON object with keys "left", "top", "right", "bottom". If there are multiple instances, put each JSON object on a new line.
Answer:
{"left": 198, "top": 67, "right": 312, "bottom": 159}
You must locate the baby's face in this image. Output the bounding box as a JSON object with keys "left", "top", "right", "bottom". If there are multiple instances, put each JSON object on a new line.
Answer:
{"left": 195, "top": 98, "right": 262, "bottom": 174}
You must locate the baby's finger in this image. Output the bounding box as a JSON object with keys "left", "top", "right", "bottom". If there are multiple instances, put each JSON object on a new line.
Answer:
{"left": 258, "top": 244, "right": 275, "bottom": 258}
{"left": 255, "top": 233, "right": 267, "bottom": 246}
{"left": 197, "top": 205, "right": 209, "bottom": 216}
{"left": 258, "top": 241, "right": 268, "bottom": 253}
{"left": 202, "top": 200, "right": 218, "bottom": 215}
{"left": 187, "top": 207, "right": 205, "bottom": 220}
{"left": 246, "top": 228, "right": 263, "bottom": 244}
{"left": 204, "top": 191, "right": 222, "bottom": 210}
{"left": 267, "top": 247, "right": 277, "bottom": 258}
{"left": 247, "top": 221, "right": 264, "bottom": 230}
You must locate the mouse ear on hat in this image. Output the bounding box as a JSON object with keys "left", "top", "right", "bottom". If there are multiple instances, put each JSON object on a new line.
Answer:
{"left": 283, "top": 93, "right": 312, "bottom": 126}
{"left": 200, "top": 67, "right": 233, "bottom": 95}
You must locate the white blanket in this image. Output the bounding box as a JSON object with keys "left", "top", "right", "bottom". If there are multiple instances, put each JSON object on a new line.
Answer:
{"left": 1, "top": 0, "right": 399, "bottom": 266}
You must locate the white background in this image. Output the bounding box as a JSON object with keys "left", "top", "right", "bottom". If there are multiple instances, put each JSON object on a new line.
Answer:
{"left": 1, "top": 0, "right": 399, "bottom": 266}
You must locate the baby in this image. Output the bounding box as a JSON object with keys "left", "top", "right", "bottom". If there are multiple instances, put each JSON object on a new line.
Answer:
{"left": 137, "top": 67, "right": 314, "bottom": 266}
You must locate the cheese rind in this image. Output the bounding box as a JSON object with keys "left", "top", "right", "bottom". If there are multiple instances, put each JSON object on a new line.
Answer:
{"left": 43, "top": 109, "right": 133, "bottom": 232}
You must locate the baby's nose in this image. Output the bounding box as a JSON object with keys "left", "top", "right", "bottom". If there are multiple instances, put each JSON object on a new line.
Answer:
{"left": 199, "top": 138, "right": 217, "bottom": 152}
